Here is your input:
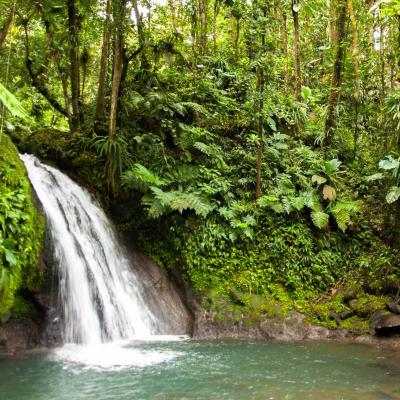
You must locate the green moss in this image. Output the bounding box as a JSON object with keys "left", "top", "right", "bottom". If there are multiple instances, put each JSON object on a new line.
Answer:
{"left": 348, "top": 294, "right": 388, "bottom": 318}
{"left": 0, "top": 134, "right": 44, "bottom": 319}
{"left": 341, "top": 317, "right": 371, "bottom": 334}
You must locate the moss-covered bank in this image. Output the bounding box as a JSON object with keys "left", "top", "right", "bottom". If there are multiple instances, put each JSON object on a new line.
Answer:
{"left": 0, "top": 134, "right": 44, "bottom": 321}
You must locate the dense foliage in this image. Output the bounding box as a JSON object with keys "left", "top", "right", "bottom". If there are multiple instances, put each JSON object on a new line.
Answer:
{"left": 0, "top": 134, "right": 44, "bottom": 319}
{"left": 1, "top": 0, "right": 400, "bottom": 328}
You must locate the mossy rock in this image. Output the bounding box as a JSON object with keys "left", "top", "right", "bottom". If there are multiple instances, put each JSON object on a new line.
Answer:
{"left": 348, "top": 294, "right": 388, "bottom": 318}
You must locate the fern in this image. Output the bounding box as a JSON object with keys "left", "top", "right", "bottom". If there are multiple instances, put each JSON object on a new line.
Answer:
{"left": 123, "top": 163, "right": 165, "bottom": 189}
{"left": 311, "top": 211, "right": 329, "bottom": 229}
{"left": 145, "top": 187, "right": 213, "bottom": 217}
{"left": 177, "top": 101, "right": 207, "bottom": 116}
{"left": 330, "top": 201, "right": 360, "bottom": 232}
{"left": 0, "top": 83, "right": 29, "bottom": 120}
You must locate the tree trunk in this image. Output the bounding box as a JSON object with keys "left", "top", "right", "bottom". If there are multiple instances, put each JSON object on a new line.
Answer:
{"left": 397, "top": 15, "right": 400, "bottom": 83}
{"left": 168, "top": 0, "right": 177, "bottom": 31}
{"left": 327, "top": 0, "right": 336, "bottom": 45}
{"left": 0, "top": 10, "right": 14, "bottom": 48}
{"left": 324, "top": 0, "right": 347, "bottom": 146}
{"left": 255, "top": 67, "right": 265, "bottom": 200}
{"left": 108, "top": 0, "right": 127, "bottom": 140}
{"left": 67, "top": 0, "right": 81, "bottom": 133}
{"left": 234, "top": 17, "right": 240, "bottom": 62}
{"left": 282, "top": 12, "right": 289, "bottom": 95}
{"left": 213, "top": 0, "right": 220, "bottom": 52}
{"left": 96, "top": 0, "right": 113, "bottom": 122}
{"left": 108, "top": 35, "right": 122, "bottom": 141}
{"left": 347, "top": 0, "right": 361, "bottom": 101}
{"left": 347, "top": 0, "right": 361, "bottom": 160}
{"left": 198, "top": 0, "right": 207, "bottom": 54}
{"left": 132, "top": 0, "right": 149, "bottom": 69}
{"left": 292, "top": 0, "right": 302, "bottom": 101}
{"left": 255, "top": 4, "right": 267, "bottom": 200}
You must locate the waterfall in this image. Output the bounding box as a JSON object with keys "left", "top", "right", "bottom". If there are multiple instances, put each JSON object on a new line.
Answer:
{"left": 21, "top": 154, "right": 164, "bottom": 345}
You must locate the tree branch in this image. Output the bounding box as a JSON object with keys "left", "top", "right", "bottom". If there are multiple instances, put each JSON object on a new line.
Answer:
{"left": 23, "top": 22, "right": 68, "bottom": 118}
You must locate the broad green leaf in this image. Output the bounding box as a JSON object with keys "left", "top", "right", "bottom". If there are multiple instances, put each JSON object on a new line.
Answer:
{"left": 379, "top": 156, "right": 400, "bottom": 170}
{"left": 267, "top": 117, "right": 277, "bottom": 132}
{"left": 324, "top": 159, "right": 342, "bottom": 175}
{"left": 301, "top": 86, "right": 312, "bottom": 100}
{"left": 386, "top": 186, "right": 400, "bottom": 204}
{"left": 4, "top": 248, "right": 17, "bottom": 266}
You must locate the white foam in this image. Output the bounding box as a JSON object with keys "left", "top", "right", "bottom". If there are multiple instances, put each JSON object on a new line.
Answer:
{"left": 53, "top": 342, "right": 180, "bottom": 371}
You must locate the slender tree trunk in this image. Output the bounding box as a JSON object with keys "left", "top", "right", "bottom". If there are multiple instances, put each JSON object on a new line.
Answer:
{"left": 234, "top": 17, "right": 240, "bottom": 62}
{"left": 198, "top": 0, "right": 207, "bottom": 54}
{"left": 324, "top": 0, "right": 347, "bottom": 146}
{"left": 347, "top": 0, "right": 361, "bottom": 100}
{"left": 191, "top": 7, "right": 197, "bottom": 54}
{"left": 67, "top": 0, "right": 81, "bottom": 133}
{"left": 132, "top": 0, "right": 149, "bottom": 69}
{"left": 96, "top": 0, "right": 112, "bottom": 122}
{"left": 0, "top": 10, "right": 13, "bottom": 48}
{"left": 108, "top": 35, "right": 122, "bottom": 141}
{"left": 255, "top": 4, "right": 267, "bottom": 200}
{"left": 255, "top": 67, "right": 265, "bottom": 200}
{"left": 292, "top": 0, "right": 302, "bottom": 101}
{"left": 347, "top": 0, "right": 361, "bottom": 160}
{"left": 168, "top": 0, "right": 177, "bottom": 30}
{"left": 368, "top": 0, "right": 376, "bottom": 51}
{"left": 213, "top": 0, "right": 220, "bottom": 52}
{"left": 378, "top": 18, "right": 386, "bottom": 97}
{"left": 327, "top": 0, "right": 336, "bottom": 45}
{"left": 282, "top": 12, "right": 289, "bottom": 95}
{"left": 178, "top": 0, "right": 184, "bottom": 30}
{"left": 397, "top": 15, "right": 400, "bottom": 83}
{"left": 108, "top": 0, "right": 127, "bottom": 140}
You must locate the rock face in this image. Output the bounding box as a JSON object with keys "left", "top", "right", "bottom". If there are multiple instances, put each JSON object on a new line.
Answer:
{"left": 0, "top": 320, "right": 42, "bottom": 356}
{"left": 128, "top": 251, "right": 193, "bottom": 335}
{"left": 193, "top": 310, "right": 348, "bottom": 341}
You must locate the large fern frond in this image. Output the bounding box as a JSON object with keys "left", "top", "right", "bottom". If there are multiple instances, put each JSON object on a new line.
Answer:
{"left": 0, "top": 83, "right": 29, "bottom": 120}
{"left": 122, "top": 163, "right": 165, "bottom": 191}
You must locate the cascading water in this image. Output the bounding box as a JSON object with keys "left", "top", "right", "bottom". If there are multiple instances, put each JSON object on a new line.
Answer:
{"left": 20, "top": 154, "right": 166, "bottom": 347}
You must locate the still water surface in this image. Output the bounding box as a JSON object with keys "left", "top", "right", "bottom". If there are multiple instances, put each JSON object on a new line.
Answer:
{"left": 0, "top": 340, "right": 399, "bottom": 400}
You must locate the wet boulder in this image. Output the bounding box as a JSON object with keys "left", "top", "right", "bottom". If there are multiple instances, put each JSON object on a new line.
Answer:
{"left": 370, "top": 310, "right": 400, "bottom": 336}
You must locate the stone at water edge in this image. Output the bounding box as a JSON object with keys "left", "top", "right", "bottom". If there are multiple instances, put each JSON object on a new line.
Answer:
{"left": 370, "top": 310, "right": 400, "bottom": 335}
{"left": 386, "top": 302, "right": 400, "bottom": 315}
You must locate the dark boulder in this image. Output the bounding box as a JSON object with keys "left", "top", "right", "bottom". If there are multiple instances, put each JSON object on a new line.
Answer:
{"left": 386, "top": 302, "right": 400, "bottom": 315}
{"left": 370, "top": 310, "right": 400, "bottom": 336}
{"left": 338, "top": 310, "right": 354, "bottom": 321}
